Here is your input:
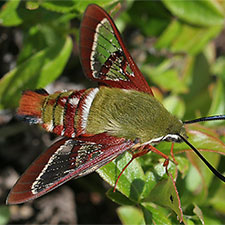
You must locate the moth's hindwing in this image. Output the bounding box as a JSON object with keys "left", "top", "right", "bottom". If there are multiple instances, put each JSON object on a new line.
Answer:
{"left": 7, "top": 133, "right": 135, "bottom": 204}
{"left": 80, "top": 4, "right": 153, "bottom": 95}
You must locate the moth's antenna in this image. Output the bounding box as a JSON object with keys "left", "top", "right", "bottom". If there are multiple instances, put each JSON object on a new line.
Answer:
{"left": 183, "top": 115, "right": 225, "bottom": 124}
{"left": 177, "top": 134, "right": 225, "bottom": 182}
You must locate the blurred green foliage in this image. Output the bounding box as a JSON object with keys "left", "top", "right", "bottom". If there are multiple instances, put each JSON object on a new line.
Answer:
{"left": 0, "top": 0, "right": 225, "bottom": 224}
{"left": 0, "top": 206, "right": 10, "bottom": 225}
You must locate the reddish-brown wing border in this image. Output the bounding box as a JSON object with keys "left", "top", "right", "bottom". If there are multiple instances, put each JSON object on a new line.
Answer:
{"left": 80, "top": 4, "right": 153, "bottom": 95}
{"left": 7, "top": 133, "right": 135, "bottom": 204}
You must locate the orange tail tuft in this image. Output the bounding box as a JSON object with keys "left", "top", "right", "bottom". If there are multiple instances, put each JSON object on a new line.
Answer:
{"left": 17, "top": 89, "right": 49, "bottom": 124}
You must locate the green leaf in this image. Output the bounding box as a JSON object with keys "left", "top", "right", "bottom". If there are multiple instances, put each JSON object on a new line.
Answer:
{"left": 41, "top": 0, "right": 76, "bottom": 13}
{"left": 17, "top": 18, "right": 72, "bottom": 65}
{"left": 0, "top": 36, "right": 72, "bottom": 109}
{"left": 163, "top": 95, "right": 185, "bottom": 119}
{"left": 141, "top": 203, "right": 172, "bottom": 225}
{"left": 185, "top": 163, "right": 203, "bottom": 193}
{"left": 142, "top": 59, "right": 188, "bottom": 94}
{"left": 203, "top": 215, "right": 224, "bottom": 225}
{"left": 26, "top": 1, "right": 40, "bottom": 10}
{"left": 175, "top": 156, "right": 190, "bottom": 178}
{"left": 185, "top": 124, "right": 225, "bottom": 155}
{"left": 209, "top": 182, "right": 225, "bottom": 213}
{"left": 182, "top": 53, "right": 212, "bottom": 117}
{"left": 184, "top": 219, "right": 196, "bottom": 225}
{"left": 74, "top": 0, "right": 114, "bottom": 13}
{"left": 211, "top": 56, "right": 225, "bottom": 82}
{"left": 155, "top": 19, "right": 181, "bottom": 49}
{"left": 193, "top": 156, "right": 217, "bottom": 196}
{"left": 141, "top": 171, "right": 157, "bottom": 199}
{"left": 198, "top": 207, "right": 225, "bottom": 225}
{"left": 207, "top": 79, "right": 225, "bottom": 125}
{"left": 117, "top": 205, "right": 145, "bottom": 225}
{"left": 106, "top": 188, "right": 136, "bottom": 206}
{"left": 0, "top": 206, "right": 10, "bottom": 225}
{"left": 128, "top": 1, "right": 170, "bottom": 36}
{"left": 162, "top": 0, "right": 224, "bottom": 26}
{"left": 148, "top": 176, "right": 183, "bottom": 222}
{"left": 97, "top": 152, "right": 146, "bottom": 203}
{"left": 1, "top": 1, "right": 75, "bottom": 28}
{"left": 0, "top": 0, "right": 23, "bottom": 26}
{"left": 170, "top": 24, "right": 222, "bottom": 55}
{"left": 17, "top": 25, "right": 53, "bottom": 64}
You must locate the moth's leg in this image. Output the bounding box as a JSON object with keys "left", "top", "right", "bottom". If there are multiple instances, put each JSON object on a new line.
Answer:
{"left": 169, "top": 142, "right": 179, "bottom": 179}
{"left": 170, "top": 142, "right": 178, "bottom": 165}
{"left": 113, "top": 143, "right": 176, "bottom": 192}
{"left": 143, "top": 144, "right": 170, "bottom": 172}
{"left": 113, "top": 145, "right": 149, "bottom": 192}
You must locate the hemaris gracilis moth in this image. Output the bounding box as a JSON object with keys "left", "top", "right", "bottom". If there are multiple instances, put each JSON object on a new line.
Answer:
{"left": 7, "top": 4, "right": 225, "bottom": 205}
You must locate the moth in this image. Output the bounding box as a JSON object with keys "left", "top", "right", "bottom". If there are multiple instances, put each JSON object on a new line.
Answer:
{"left": 7, "top": 4, "right": 225, "bottom": 204}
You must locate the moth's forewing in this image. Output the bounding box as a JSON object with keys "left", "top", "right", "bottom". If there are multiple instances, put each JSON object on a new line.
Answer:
{"left": 80, "top": 4, "right": 153, "bottom": 95}
{"left": 7, "top": 134, "right": 134, "bottom": 204}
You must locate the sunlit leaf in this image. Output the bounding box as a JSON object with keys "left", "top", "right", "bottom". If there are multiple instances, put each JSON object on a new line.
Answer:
{"left": 141, "top": 171, "right": 157, "bottom": 199}
{"left": 171, "top": 24, "right": 222, "bottom": 55}
{"left": 148, "top": 175, "right": 183, "bottom": 222}
{"left": 75, "top": 0, "right": 115, "bottom": 13}
{"left": 162, "top": 0, "right": 224, "bottom": 26}
{"left": 97, "top": 152, "right": 145, "bottom": 203}
{"left": 40, "top": 0, "right": 76, "bottom": 13}
{"left": 142, "top": 59, "right": 188, "bottom": 94}
{"left": 0, "top": 0, "right": 23, "bottom": 26}
{"left": 176, "top": 156, "right": 190, "bottom": 177}
{"left": 26, "top": 1, "right": 39, "bottom": 10}
{"left": 163, "top": 95, "right": 185, "bottom": 118}
{"left": 207, "top": 79, "right": 225, "bottom": 126}
{"left": 117, "top": 205, "right": 144, "bottom": 225}
{"left": 141, "top": 203, "right": 172, "bottom": 225}
{"left": 0, "top": 36, "right": 72, "bottom": 109}
{"left": 155, "top": 19, "right": 181, "bottom": 49}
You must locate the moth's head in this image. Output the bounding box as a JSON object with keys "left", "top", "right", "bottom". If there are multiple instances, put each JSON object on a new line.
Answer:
{"left": 163, "top": 117, "right": 187, "bottom": 143}
{"left": 163, "top": 126, "right": 186, "bottom": 143}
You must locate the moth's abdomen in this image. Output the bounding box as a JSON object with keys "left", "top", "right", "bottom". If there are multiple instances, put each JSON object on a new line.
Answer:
{"left": 17, "top": 88, "right": 99, "bottom": 138}
{"left": 17, "top": 89, "right": 48, "bottom": 124}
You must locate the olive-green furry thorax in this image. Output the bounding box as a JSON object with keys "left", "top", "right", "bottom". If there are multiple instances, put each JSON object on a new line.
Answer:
{"left": 86, "top": 87, "right": 185, "bottom": 143}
